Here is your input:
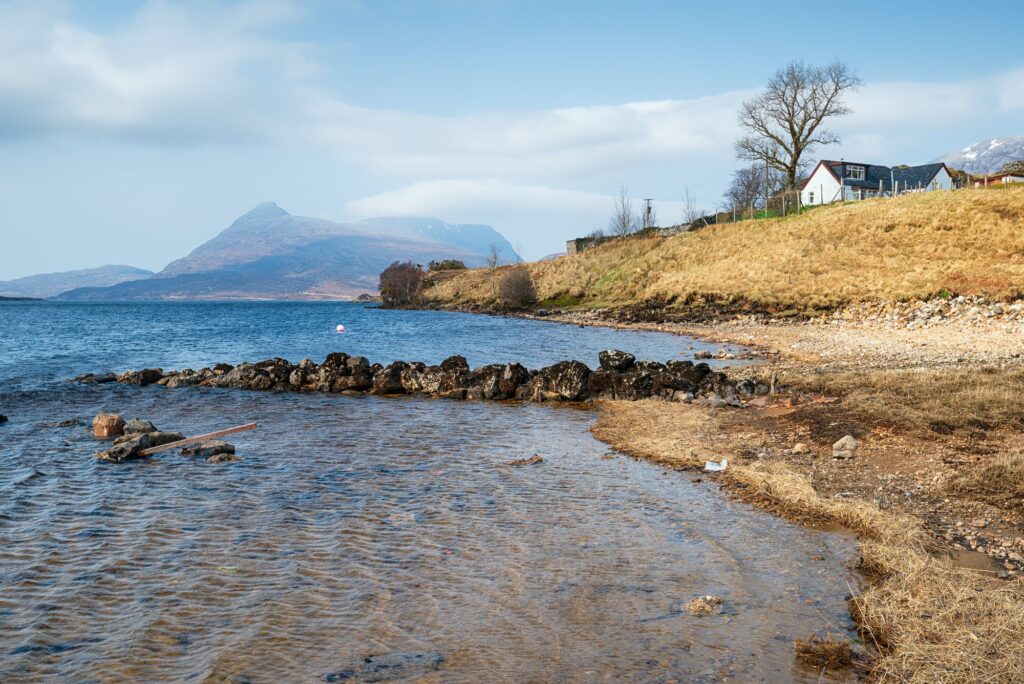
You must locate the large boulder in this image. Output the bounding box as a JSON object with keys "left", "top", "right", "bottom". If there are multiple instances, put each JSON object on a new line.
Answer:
{"left": 371, "top": 362, "right": 409, "bottom": 395}
{"left": 117, "top": 368, "right": 163, "bottom": 386}
{"left": 124, "top": 418, "right": 157, "bottom": 435}
{"left": 530, "top": 360, "right": 591, "bottom": 401}
{"left": 0, "top": 414, "right": 7, "bottom": 424}
{"left": 213, "top": 363, "right": 273, "bottom": 391}
{"left": 465, "top": 362, "right": 530, "bottom": 399}
{"left": 98, "top": 431, "right": 184, "bottom": 463}
{"left": 598, "top": 349, "right": 636, "bottom": 372}
{"left": 254, "top": 357, "right": 294, "bottom": 384}
{"left": 588, "top": 368, "right": 655, "bottom": 400}
{"left": 92, "top": 413, "right": 125, "bottom": 438}
{"left": 417, "top": 356, "right": 471, "bottom": 395}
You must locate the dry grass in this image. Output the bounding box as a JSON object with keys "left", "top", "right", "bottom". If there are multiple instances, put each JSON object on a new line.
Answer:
{"left": 424, "top": 187, "right": 1024, "bottom": 313}
{"left": 949, "top": 451, "right": 1024, "bottom": 512}
{"left": 594, "top": 400, "right": 1024, "bottom": 683}
{"left": 794, "top": 633, "right": 856, "bottom": 671}
{"left": 790, "top": 367, "right": 1024, "bottom": 435}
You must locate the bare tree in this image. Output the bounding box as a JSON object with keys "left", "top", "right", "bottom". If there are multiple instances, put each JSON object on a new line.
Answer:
{"left": 735, "top": 60, "right": 862, "bottom": 190}
{"left": 681, "top": 188, "right": 703, "bottom": 225}
{"left": 607, "top": 183, "right": 638, "bottom": 237}
{"left": 486, "top": 243, "right": 502, "bottom": 269}
{"left": 724, "top": 164, "right": 787, "bottom": 211}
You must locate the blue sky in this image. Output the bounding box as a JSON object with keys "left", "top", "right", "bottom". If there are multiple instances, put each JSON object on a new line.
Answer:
{"left": 1, "top": 0, "right": 1023, "bottom": 278}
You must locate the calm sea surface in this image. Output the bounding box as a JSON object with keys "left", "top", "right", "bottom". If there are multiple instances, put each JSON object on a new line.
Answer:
{"left": 0, "top": 302, "right": 856, "bottom": 682}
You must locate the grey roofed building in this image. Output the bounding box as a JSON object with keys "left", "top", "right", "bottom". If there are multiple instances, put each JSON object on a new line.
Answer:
{"left": 807, "top": 160, "right": 950, "bottom": 192}
{"left": 800, "top": 159, "right": 955, "bottom": 206}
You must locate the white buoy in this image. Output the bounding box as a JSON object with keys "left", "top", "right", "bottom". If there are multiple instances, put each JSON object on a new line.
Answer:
{"left": 335, "top": 324, "right": 345, "bottom": 333}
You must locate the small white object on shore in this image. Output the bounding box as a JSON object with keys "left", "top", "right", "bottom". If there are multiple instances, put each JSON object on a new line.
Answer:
{"left": 336, "top": 324, "right": 346, "bottom": 333}
{"left": 703, "top": 458, "right": 728, "bottom": 472}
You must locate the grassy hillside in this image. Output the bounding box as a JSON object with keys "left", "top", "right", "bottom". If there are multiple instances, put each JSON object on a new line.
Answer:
{"left": 423, "top": 186, "right": 1024, "bottom": 315}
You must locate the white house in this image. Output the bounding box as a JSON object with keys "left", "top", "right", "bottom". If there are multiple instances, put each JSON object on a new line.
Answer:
{"left": 800, "top": 160, "right": 954, "bottom": 206}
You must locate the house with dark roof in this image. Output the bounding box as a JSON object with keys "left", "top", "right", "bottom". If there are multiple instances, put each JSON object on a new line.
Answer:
{"left": 800, "top": 160, "right": 954, "bottom": 206}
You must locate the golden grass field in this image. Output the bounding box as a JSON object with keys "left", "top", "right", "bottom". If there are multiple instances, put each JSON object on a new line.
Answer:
{"left": 423, "top": 186, "right": 1024, "bottom": 314}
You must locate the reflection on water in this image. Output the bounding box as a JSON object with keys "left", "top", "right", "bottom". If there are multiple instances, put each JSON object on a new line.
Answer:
{"left": 0, "top": 383, "right": 857, "bottom": 682}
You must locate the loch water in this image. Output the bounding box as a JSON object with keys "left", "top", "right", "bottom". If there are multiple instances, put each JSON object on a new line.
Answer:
{"left": 0, "top": 302, "right": 858, "bottom": 682}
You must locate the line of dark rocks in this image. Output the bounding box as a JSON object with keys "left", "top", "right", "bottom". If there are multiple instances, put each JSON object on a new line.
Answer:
{"left": 77, "top": 349, "right": 768, "bottom": 405}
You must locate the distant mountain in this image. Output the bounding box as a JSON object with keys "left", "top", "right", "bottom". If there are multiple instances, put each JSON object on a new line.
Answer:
{"left": 355, "top": 217, "right": 519, "bottom": 263}
{"left": 57, "top": 204, "right": 508, "bottom": 301}
{"left": 0, "top": 265, "right": 153, "bottom": 299}
{"left": 936, "top": 135, "right": 1024, "bottom": 174}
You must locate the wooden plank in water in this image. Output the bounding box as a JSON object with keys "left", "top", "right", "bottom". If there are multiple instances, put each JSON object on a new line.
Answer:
{"left": 138, "top": 423, "right": 258, "bottom": 456}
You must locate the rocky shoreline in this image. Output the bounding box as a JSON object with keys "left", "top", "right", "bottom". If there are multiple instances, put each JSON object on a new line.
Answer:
{"left": 77, "top": 349, "right": 769, "bottom": 405}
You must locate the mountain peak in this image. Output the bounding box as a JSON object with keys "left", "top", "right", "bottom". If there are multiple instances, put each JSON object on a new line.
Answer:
{"left": 236, "top": 202, "right": 289, "bottom": 223}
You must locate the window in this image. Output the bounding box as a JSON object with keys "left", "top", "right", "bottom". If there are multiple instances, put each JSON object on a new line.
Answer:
{"left": 809, "top": 191, "right": 815, "bottom": 204}
{"left": 846, "top": 165, "right": 865, "bottom": 180}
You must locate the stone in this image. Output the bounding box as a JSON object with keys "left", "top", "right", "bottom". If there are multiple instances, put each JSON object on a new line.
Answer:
{"left": 371, "top": 362, "right": 409, "bottom": 395}
{"left": 0, "top": 414, "right": 7, "bottom": 424}
{"left": 598, "top": 349, "right": 636, "bottom": 372}
{"left": 533, "top": 360, "right": 591, "bottom": 401}
{"left": 693, "top": 350, "right": 713, "bottom": 360}
{"left": 93, "top": 413, "right": 125, "bottom": 439}
{"left": 508, "top": 455, "right": 543, "bottom": 466}
{"left": 686, "top": 595, "right": 723, "bottom": 614}
{"left": 124, "top": 419, "right": 157, "bottom": 435}
{"left": 97, "top": 431, "right": 182, "bottom": 463}
{"left": 832, "top": 435, "right": 858, "bottom": 459}
{"left": 792, "top": 442, "right": 811, "bottom": 454}
{"left": 75, "top": 372, "right": 117, "bottom": 384}
{"left": 970, "top": 518, "right": 988, "bottom": 529}
{"left": 117, "top": 368, "right": 163, "bottom": 386}
{"left": 672, "top": 391, "right": 694, "bottom": 403}
{"left": 208, "top": 452, "right": 243, "bottom": 464}
{"left": 325, "top": 652, "right": 446, "bottom": 683}
{"left": 182, "top": 440, "right": 235, "bottom": 458}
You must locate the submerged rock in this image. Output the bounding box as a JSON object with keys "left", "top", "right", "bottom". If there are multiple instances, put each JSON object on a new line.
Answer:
{"left": 508, "top": 455, "right": 544, "bottom": 466}
{"left": 686, "top": 595, "right": 723, "bottom": 614}
{"left": 182, "top": 440, "right": 235, "bottom": 457}
{"left": 324, "top": 652, "right": 446, "bottom": 683}
{"left": 74, "top": 372, "right": 117, "bottom": 384}
{"left": 207, "top": 452, "right": 243, "bottom": 464}
{"left": 0, "top": 414, "right": 8, "bottom": 424}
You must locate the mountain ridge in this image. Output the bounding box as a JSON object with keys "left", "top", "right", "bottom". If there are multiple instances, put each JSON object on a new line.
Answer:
{"left": 55, "top": 204, "right": 517, "bottom": 301}
{"left": 936, "top": 135, "right": 1024, "bottom": 175}
{"left": 0, "top": 265, "right": 154, "bottom": 299}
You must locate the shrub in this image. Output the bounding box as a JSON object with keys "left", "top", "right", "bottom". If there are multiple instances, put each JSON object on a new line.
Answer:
{"left": 428, "top": 259, "right": 467, "bottom": 272}
{"left": 498, "top": 267, "right": 537, "bottom": 307}
{"left": 379, "top": 261, "right": 424, "bottom": 305}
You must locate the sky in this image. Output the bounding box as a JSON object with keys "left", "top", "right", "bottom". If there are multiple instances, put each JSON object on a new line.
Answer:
{"left": 1, "top": 0, "right": 1023, "bottom": 279}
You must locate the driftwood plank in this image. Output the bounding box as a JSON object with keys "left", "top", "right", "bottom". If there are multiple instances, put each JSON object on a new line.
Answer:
{"left": 138, "top": 423, "right": 258, "bottom": 456}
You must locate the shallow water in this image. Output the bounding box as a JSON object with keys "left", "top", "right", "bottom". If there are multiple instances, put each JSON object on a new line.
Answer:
{"left": 0, "top": 303, "right": 855, "bottom": 682}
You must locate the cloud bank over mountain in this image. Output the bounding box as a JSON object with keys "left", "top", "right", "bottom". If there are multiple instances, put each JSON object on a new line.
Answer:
{"left": 0, "top": 1, "right": 1022, "bottom": 276}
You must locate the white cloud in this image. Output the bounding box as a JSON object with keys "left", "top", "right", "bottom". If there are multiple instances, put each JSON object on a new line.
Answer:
{"left": 1, "top": 1, "right": 1022, "bottom": 264}
{"left": 345, "top": 179, "right": 690, "bottom": 259}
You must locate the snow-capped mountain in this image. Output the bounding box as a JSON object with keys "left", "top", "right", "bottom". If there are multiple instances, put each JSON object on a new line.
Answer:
{"left": 936, "top": 135, "right": 1024, "bottom": 174}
